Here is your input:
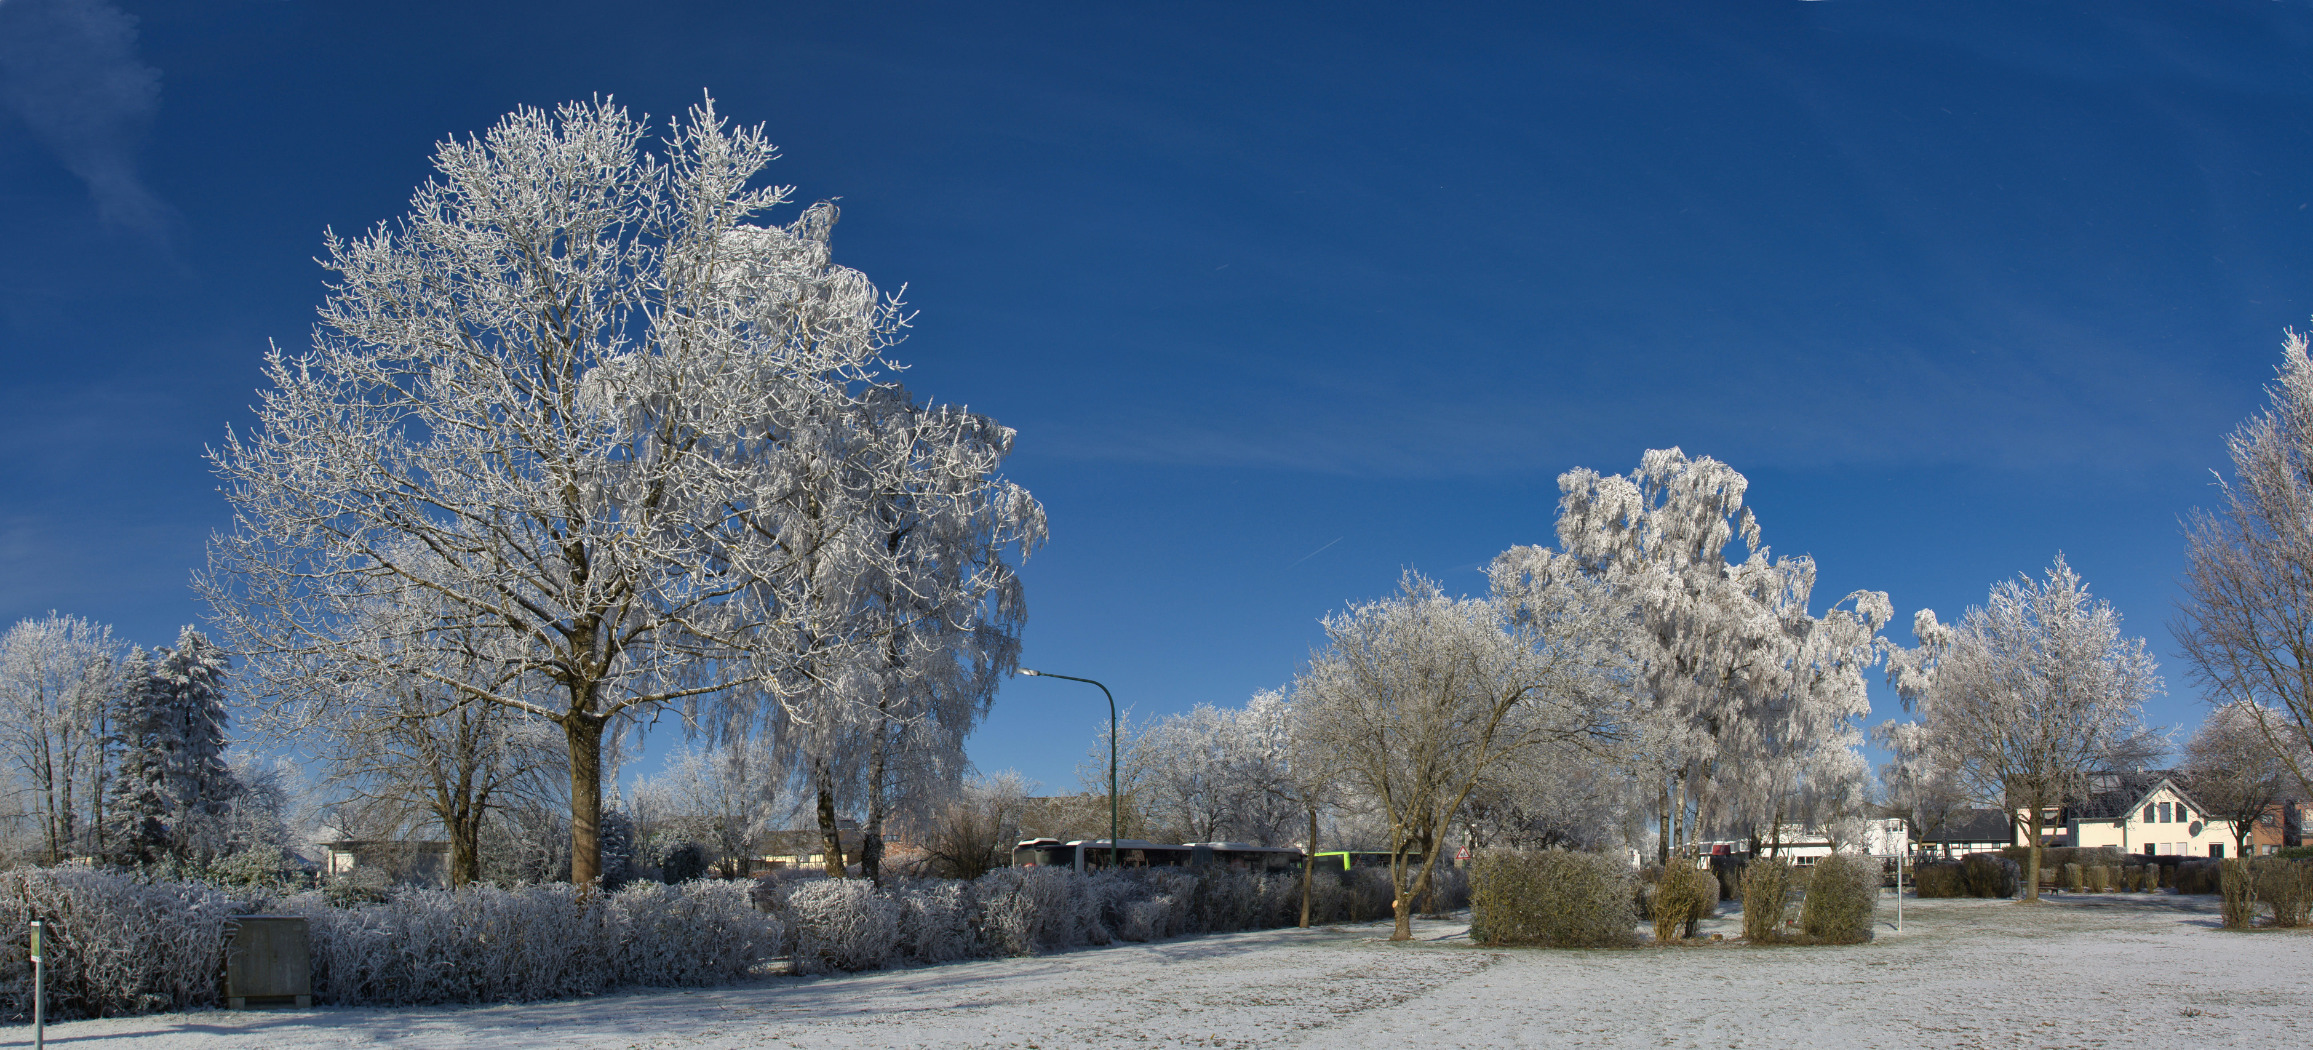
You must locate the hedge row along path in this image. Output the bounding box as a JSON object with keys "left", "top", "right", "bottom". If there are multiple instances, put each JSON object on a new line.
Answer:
{"left": 21, "top": 895, "right": 2313, "bottom": 1048}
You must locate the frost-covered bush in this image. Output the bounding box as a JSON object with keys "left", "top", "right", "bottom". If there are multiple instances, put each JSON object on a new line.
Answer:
{"left": 890, "top": 878, "right": 979, "bottom": 964}
{"left": 282, "top": 879, "right": 779, "bottom": 1005}
{"left": 1799, "top": 854, "right": 1876, "bottom": 944}
{"left": 1739, "top": 857, "right": 1797, "bottom": 943}
{"left": 785, "top": 879, "right": 901, "bottom": 974}
{"left": 1651, "top": 864, "right": 1717, "bottom": 943}
{"left": 973, "top": 866, "right": 1095, "bottom": 956}
{"left": 1468, "top": 849, "right": 1637, "bottom": 949}
{"left": 0, "top": 869, "right": 254, "bottom": 1020}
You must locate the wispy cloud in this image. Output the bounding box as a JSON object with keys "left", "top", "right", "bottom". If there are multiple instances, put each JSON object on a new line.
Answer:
{"left": 0, "top": 0, "right": 168, "bottom": 232}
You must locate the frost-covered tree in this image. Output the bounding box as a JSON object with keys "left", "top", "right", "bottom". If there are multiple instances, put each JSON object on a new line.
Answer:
{"left": 1888, "top": 556, "right": 2161, "bottom": 901}
{"left": 1297, "top": 568, "right": 1630, "bottom": 941}
{"left": 1873, "top": 718, "right": 1969, "bottom": 855}
{"left": 105, "top": 628, "right": 236, "bottom": 867}
{"left": 1526, "top": 449, "right": 1890, "bottom": 862}
{"left": 1116, "top": 700, "right": 1302, "bottom": 846}
{"left": 2178, "top": 330, "right": 2313, "bottom": 793}
{"left": 631, "top": 739, "right": 794, "bottom": 878}
{"left": 2182, "top": 700, "right": 2306, "bottom": 857}
{"left": 0, "top": 613, "right": 119, "bottom": 863}
{"left": 204, "top": 98, "right": 911, "bottom": 885}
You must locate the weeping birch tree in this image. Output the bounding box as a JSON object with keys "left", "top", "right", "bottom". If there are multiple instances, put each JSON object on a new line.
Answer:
{"left": 1544, "top": 448, "right": 1889, "bottom": 861}
{"left": 204, "top": 98, "right": 905, "bottom": 885}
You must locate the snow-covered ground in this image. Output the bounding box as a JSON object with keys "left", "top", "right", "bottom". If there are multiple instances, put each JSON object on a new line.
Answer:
{"left": 11, "top": 894, "right": 2311, "bottom": 1049}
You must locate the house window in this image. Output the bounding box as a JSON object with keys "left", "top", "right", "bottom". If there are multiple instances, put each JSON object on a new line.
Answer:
{"left": 2159, "top": 802, "right": 2172, "bottom": 823}
{"left": 2144, "top": 804, "right": 2156, "bottom": 823}
{"left": 2262, "top": 812, "right": 2278, "bottom": 826}
{"left": 2144, "top": 844, "right": 2156, "bottom": 856}
{"left": 2211, "top": 844, "right": 2224, "bottom": 859}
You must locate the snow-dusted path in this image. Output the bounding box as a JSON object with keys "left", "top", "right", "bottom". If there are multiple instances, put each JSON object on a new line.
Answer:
{"left": 11, "top": 895, "right": 2311, "bottom": 1049}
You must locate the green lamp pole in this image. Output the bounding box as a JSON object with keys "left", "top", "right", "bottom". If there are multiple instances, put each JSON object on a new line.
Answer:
{"left": 1019, "top": 669, "right": 1120, "bottom": 871}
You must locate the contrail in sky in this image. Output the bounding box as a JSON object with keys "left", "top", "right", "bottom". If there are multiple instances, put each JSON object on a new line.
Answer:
{"left": 1285, "top": 537, "right": 1342, "bottom": 569}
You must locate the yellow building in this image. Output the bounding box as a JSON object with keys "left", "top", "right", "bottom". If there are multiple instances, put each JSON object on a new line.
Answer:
{"left": 2024, "top": 774, "right": 2242, "bottom": 859}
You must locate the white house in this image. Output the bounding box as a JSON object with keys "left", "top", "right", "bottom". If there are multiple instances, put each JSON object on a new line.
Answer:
{"left": 2024, "top": 773, "right": 2242, "bottom": 859}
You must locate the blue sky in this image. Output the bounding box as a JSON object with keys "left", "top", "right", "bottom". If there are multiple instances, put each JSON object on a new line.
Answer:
{"left": 3, "top": 0, "right": 2310, "bottom": 793}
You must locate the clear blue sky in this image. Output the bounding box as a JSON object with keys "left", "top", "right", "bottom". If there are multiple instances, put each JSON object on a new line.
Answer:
{"left": 3, "top": 1, "right": 2309, "bottom": 793}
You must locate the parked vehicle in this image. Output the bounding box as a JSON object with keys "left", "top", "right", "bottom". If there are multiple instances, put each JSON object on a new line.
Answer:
{"left": 1011, "top": 838, "right": 1303, "bottom": 873}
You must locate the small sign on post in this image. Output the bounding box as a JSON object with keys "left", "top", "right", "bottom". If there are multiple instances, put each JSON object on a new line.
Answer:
{"left": 29, "top": 919, "right": 46, "bottom": 1050}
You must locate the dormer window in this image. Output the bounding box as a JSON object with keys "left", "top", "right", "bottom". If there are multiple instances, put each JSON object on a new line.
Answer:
{"left": 2143, "top": 804, "right": 2156, "bottom": 823}
{"left": 2159, "top": 802, "right": 2172, "bottom": 823}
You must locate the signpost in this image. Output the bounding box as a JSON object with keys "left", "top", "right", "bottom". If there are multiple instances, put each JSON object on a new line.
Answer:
{"left": 29, "top": 919, "right": 45, "bottom": 1050}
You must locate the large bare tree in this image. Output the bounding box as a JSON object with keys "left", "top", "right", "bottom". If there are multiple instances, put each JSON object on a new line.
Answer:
{"left": 2178, "top": 331, "right": 2313, "bottom": 796}
{"left": 204, "top": 98, "right": 901, "bottom": 884}
{"left": 2181, "top": 700, "right": 2306, "bottom": 857}
{"left": 1296, "top": 567, "right": 1630, "bottom": 941}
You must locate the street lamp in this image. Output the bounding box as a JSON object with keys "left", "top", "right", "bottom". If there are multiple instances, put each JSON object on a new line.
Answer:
{"left": 1019, "top": 668, "right": 1120, "bottom": 871}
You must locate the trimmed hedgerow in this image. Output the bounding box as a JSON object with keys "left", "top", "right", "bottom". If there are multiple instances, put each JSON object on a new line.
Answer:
{"left": 1799, "top": 854, "right": 1877, "bottom": 944}
{"left": 1468, "top": 849, "right": 1637, "bottom": 949}
{"left": 2177, "top": 859, "right": 2221, "bottom": 896}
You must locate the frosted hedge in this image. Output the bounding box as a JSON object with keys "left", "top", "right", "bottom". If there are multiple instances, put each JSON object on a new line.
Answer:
{"left": 0, "top": 864, "right": 1356, "bottom": 1016}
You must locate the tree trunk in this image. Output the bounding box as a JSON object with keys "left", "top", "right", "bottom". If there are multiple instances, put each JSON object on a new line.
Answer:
{"left": 816, "top": 761, "right": 845, "bottom": 878}
{"left": 1300, "top": 802, "right": 1317, "bottom": 929}
{"left": 863, "top": 704, "right": 891, "bottom": 885}
{"left": 1657, "top": 779, "right": 1672, "bottom": 866}
{"left": 564, "top": 714, "right": 605, "bottom": 887}
{"left": 449, "top": 810, "right": 481, "bottom": 888}
{"left": 1392, "top": 838, "right": 1453, "bottom": 942}
{"left": 2023, "top": 803, "right": 2044, "bottom": 903}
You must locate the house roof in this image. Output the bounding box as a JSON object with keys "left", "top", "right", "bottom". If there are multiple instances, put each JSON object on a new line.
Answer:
{"left": 2069, "top": 771, "right": 2212, "bottom": 822}
{"left": 1919, "top": 809, "right": 2012, "bottom": 844}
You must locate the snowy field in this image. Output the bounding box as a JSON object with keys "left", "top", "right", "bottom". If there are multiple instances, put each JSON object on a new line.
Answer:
{"left": 12, "top": 894, "right": 2311, "bottom": 1049}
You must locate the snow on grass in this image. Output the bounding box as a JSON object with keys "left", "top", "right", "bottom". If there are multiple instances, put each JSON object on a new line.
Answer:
{"left": 12, "top": 894, "right": 2311, "bottom": 1049}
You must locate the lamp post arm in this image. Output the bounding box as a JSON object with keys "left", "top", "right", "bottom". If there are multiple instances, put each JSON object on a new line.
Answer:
{"left": 1020, "top": 670, "right": 1120, "bottom": 871}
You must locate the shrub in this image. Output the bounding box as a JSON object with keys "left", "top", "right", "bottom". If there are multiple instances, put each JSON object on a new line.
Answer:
{"left": 659, "top": 843, "right": 710, "bottom": 885}
{"left": 1960, "top": 853, "right": 2020, "bottom": 898}
{"left": 973, "top": 866, "right": 1094, "bottom": 956}
{"left": 2061, "top": 862, "right": 2084, "bottom": 892}
{"left": 1739, "top": 857, "right": 1797, "bottom": 942}
{"left": 1799, "top": 854, "right": 1877, "bottom": 944}
{"left": 2176, "top": 859, "right": 2221, "bottom": 896}
{"left": 1652, "top": 864, "right": 1718, "bottom": 943}
{"left": 2277, "top": 845, "right": 2313, "bottom": 861}
{"left": 889, "top": 878, "right": 979, "bottom": 964}
{"left": 2219, "top": 858, "right": 2258, "bottom": 928}
{"left": 2250, "top": 858, "right": 2313, "bottom": 928}
{"left": 283, "top": 879, "right": 779, "bottom": 1004}
{"left": 0, "top": 869, "right": 255, "bottom": 1020}
{"left": 785, "top": 879, "right": 902, "bottom": 973}
{"left": 1468, "top": 849, "right": 1638, "bottom": 949}
{"left": 1912, "top": 861, "right": 1966, "bottom": 898}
